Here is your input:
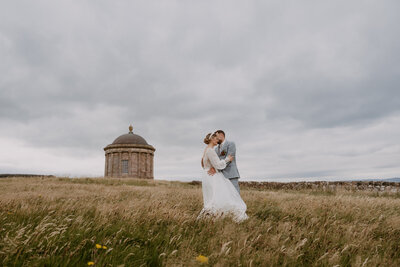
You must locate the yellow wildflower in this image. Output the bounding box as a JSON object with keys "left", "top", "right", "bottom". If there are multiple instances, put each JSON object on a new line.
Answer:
{"left": 196, "top": 255, "right": 209, "bottom": 264}
{"left": 95, "top": 244, "right": 102, "bottom": 249}
{"left": 7, "top": 212, "right": 12, "bottom": 214}
{"left": 87, "top": 261, "right": 94, "bottom": 265}
{"left": 102, "top": 245, "right": 107, "bottom": 249}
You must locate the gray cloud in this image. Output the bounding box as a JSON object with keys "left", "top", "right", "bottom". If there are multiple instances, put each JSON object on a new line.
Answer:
{"left": 0, "top": 0, "right": 399, "bottom": 179}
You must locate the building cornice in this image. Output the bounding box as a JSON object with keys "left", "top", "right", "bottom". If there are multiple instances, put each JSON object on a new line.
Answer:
{"left": 104, "top": 143, "right": 156, "bottom": 152}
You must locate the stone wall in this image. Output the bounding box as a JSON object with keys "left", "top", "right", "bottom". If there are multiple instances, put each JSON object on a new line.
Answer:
{"left": 104, "top": 146, "right": 154, "bottom": 179}
{"left": 239, "top": 181, "right": 400, "bottom": 193}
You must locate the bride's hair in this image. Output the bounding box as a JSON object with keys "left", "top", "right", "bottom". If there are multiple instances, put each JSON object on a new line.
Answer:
{"left": 203, "top": 132, "right": 216, "bottom": 144}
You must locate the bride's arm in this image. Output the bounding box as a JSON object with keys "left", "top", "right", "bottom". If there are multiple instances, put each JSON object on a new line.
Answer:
{"left": 206, "top": 148, "right": 230, "bottom": 170}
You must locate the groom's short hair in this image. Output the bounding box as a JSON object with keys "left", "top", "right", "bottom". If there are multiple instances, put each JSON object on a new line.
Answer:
{"left": 216, "top": 130, "right": 225, "bottom": 136}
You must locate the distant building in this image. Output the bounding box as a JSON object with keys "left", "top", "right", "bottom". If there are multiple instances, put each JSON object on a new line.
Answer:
{"left": 104, "top": 125, "right": 155, "bottom": 178}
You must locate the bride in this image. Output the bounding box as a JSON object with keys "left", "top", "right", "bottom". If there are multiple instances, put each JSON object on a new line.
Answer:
{"left": 198, "top": 131, "right": 248, "bottom": 222}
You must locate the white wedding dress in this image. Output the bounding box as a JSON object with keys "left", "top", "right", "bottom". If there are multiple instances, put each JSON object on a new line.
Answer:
{"left": 198, "top": 147, "right": 248, "bottom": 222}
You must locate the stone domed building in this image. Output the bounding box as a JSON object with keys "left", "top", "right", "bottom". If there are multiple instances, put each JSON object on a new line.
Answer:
{"left": 104, "top": 125, "right": 155, "bottom": 178}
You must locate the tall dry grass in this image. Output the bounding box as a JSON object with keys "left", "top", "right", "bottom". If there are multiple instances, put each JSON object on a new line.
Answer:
{"left": 1, "top": 177, "right": 400, "bottom": 266}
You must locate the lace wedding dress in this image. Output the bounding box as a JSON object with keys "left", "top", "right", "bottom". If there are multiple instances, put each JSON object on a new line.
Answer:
{"left": 198, "top": 147, "right": 248, "bottom": 222}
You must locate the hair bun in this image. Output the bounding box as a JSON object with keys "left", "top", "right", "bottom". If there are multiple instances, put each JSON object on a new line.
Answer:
{"left": 203, "top": 133, "right": 212, "bottom": 144}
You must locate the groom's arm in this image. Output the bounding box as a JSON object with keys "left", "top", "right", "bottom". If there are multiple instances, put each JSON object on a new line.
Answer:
{"left": 225, "top": 142, "right": 236, "bottom": 165}
{"left": 228, "top": 142, "right": 236, "bottom": 156}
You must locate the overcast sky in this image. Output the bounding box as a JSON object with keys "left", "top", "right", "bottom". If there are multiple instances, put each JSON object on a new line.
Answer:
{"left": 1, "top": 1, "right": 399, "bottom": 181}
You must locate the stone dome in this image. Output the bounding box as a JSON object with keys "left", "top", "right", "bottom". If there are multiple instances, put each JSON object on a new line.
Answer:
{"left": 104, "top": 124, "right": 155, "bottom": 179}
{"left": 112, "top": 132, "right": 149, "bottom": 145}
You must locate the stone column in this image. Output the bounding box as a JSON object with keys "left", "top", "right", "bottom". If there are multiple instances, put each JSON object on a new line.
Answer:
{"left": 132, "top": 152, "right": 138, "bottom": 177}
{"left": 108, "top": 153, "right": 114, "bottom": 177}
{"left": 104, "top": 154, "right": 108, "bottom": 177}
{"left": 108, "top": 155, "right": 112, "bottom": 176}
{"left": 119, "top": 152, "right": 122, "bottom": 176}
{"left": 128, "top": 152, "right": 132, "bottom": 176}
{"left": 150, "top": 154, "right": 154, "bottom": 178}
{"left": 146, "top": 153, "right": 151, "bottom": 178}
{"left": 140, "top": 152, "right": 145, "bottom": 178}
{"left": 113, "top": 153, "right": 119, "bottom": 177}
{"left": 141, "top": 152, "right": 144, "bottom": 178}
{"left": 145, "top": 153, "right": 148, "bottom": 178}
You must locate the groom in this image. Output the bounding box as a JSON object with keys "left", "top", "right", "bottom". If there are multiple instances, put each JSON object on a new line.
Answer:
{"left": 208, "top": 130, "right": 241, "bottom": 193}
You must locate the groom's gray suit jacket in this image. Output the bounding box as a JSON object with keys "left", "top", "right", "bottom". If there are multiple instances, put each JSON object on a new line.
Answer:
{"left": 215, "top": 140, "right": 240, "bottom": 179}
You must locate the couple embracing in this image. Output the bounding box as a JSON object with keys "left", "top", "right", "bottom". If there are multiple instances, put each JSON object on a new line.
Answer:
{"left": 199, "top": 130, "right": 248, "bottom": 222}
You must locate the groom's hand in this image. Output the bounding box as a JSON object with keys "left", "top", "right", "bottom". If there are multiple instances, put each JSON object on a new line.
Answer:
{"left": 208, "top": 167, "right": 216, "bottom": 176}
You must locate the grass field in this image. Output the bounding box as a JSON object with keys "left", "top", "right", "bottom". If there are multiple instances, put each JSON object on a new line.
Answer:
{"left": 1, "top": 177, "right": 400, "bottom": 266}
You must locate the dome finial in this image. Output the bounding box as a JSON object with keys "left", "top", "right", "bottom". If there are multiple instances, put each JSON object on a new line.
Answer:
{"left": 129, "top": 124, "right": 133, "bottom": 133}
